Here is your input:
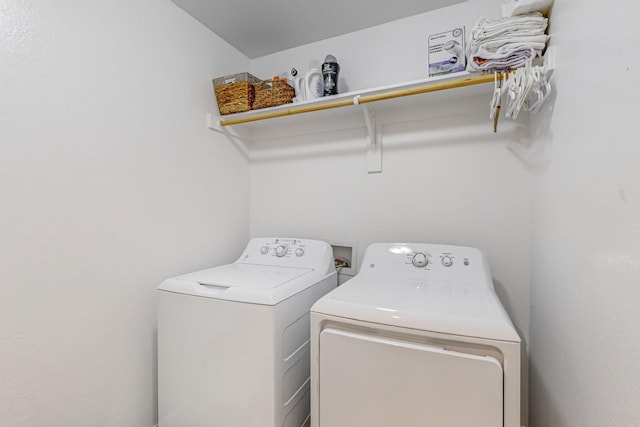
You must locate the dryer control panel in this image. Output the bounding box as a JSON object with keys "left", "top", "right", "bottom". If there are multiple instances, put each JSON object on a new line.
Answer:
{"left": 359, "top": 243, "right": 492, "bottom": 287}
{"left": 405, "top": 250, "right": 460, "bottom": 270}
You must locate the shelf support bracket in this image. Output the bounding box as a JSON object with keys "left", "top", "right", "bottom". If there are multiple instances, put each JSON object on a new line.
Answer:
{"left": 360, "top": 102, "right": 382, "bottom": 173}
{"left": 206, "top": 113, "right": 250, "bottom": 160}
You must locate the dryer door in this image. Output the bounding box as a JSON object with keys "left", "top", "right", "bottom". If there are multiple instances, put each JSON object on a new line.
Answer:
{"left": 318, "top": 329, "right": 503, "bottom": 427}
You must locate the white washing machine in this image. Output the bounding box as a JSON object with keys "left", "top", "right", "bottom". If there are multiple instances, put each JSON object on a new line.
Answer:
{"left": 158, "top": 237, "right": 337, "bottom": 427}
{"left": 310, "top": 243, "right": 521, "bottom": 427}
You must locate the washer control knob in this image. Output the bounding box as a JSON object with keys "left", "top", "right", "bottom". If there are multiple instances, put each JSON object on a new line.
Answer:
{"left": 275, "top": 245, "right": 288, "bottom": 257}
{"left": 411, "top": 252, "right": 429, "bottom": 268}
{"left": 295, "top": 248, "right": 305, "bottom": 257}
{"left": 441, "top": 255, "right": 453, "bottom": 267}
{"left": 260, "top": 246, "right": 269, "bottom": 254}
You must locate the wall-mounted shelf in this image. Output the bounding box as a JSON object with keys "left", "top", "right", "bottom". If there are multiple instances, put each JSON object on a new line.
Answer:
{"left": 207, "top": 71, "right": 500, "bottom": 173}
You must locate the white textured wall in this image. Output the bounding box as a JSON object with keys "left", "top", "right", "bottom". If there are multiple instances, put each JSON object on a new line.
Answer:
{"left": 249, "top": 0, "right": 531, "bottom": 423}
{"left": 529, "top": 1, "right": 640, "bottom": 426}
{"left": 0, "top": 1, "right": 249, "bottom": 425}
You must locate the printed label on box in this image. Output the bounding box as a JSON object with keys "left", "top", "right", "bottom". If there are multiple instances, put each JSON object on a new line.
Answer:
{"left": 428, "top": 27, "right": 466, "bottom": 77}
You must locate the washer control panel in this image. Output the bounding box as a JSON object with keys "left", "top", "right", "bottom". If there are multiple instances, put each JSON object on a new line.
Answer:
{"left": 237, "top": 237, "right": 335, "bottom": 275}
{"left": 257, "top": 238, "right": 307, "bottom": 259}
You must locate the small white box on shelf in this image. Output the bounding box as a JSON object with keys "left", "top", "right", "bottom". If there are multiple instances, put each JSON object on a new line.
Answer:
{"left": 428, "top": 27, "right": 466, "bottom": 77}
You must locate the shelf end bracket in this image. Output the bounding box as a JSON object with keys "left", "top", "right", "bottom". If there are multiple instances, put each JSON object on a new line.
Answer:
{"left": 206, "top": 113, "right": 224, "bottom": 132}
{"left": 361, "top": 104, "right": 382, "bottom": 173}
{"left": 206, "top": 113, "right": 250, "bottom": 160}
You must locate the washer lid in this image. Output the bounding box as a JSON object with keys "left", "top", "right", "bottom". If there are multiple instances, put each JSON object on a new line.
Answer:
{"left": 158, "top": 264, "right": 314, "bottom": 305}
{"left": 311, "top": 274, "right": 520, "bottom": 342}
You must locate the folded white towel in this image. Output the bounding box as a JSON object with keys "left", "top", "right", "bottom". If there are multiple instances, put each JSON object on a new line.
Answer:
{"left": 471, "top": 28, "right": 547, "bottom": 49}
{"left": 502, "top": 0, "right": 554, "bottom": 17}
{"left": 470, "top": 32, "right": 549, "bottom": 50}
{"left": 472, "top": 34, "right": 549, "bottom": 49}
{"left": 473, "top": 40, "right": 547, "bottom": 58}
{"left": 468, "top": 47, "right": 536, "bottom": 71}
{"left": 468, "top": 12, "right": 548, "bottom": 72}
{"left": 472, "top": 12, "right": 548, "bottom": 40}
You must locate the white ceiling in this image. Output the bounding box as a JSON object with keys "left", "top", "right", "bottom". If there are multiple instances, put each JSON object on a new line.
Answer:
{"left": 171, "top": 0, "right": 465, "bottom": 58}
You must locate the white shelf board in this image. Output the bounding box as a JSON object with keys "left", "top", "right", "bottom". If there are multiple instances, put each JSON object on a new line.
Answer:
{"left": 206, "top": 71, "right": 496, "bottom": 173}
{"left": 208, "top": 71, "right": 494, "bottom": 136}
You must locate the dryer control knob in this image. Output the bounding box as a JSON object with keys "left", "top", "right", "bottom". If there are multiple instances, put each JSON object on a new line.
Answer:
{"left": 295, "top": 248, "right": 305, "bottom": 257}
{"left": 275, "top": 245, "right": 288, "bottom": 257}
{"left": 441, "top": 255, "right": 453, "bottom": 267}
{"left": 260, "top": 246, "right": 269, "bottom": 254}
{"left": 412, "top": 252, "right": 429, "bottom": 268}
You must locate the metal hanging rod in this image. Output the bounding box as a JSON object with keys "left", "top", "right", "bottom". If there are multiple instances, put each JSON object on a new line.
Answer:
{"left": 218, "top": 73, "right": 502, "bottom": 127}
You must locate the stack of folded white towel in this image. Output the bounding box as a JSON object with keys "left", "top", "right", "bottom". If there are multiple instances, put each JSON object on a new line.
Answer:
{"left": 467, "top": 12, "right": 549, "bottom": 72}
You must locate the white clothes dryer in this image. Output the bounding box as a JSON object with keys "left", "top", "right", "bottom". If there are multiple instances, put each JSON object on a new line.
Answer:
{"left": 310, "top": 243, "right": 520, "bottom": 427}
{"left": 158, "top": 238, "right": 337, "bottom": 427}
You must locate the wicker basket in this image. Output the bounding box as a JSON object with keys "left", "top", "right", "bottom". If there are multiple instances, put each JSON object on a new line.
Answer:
{"left": 212, "top": 72, "right": 261, "bottom": 115}
{"left": 252, "top": 79, "right": 295, "bottom": 110}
